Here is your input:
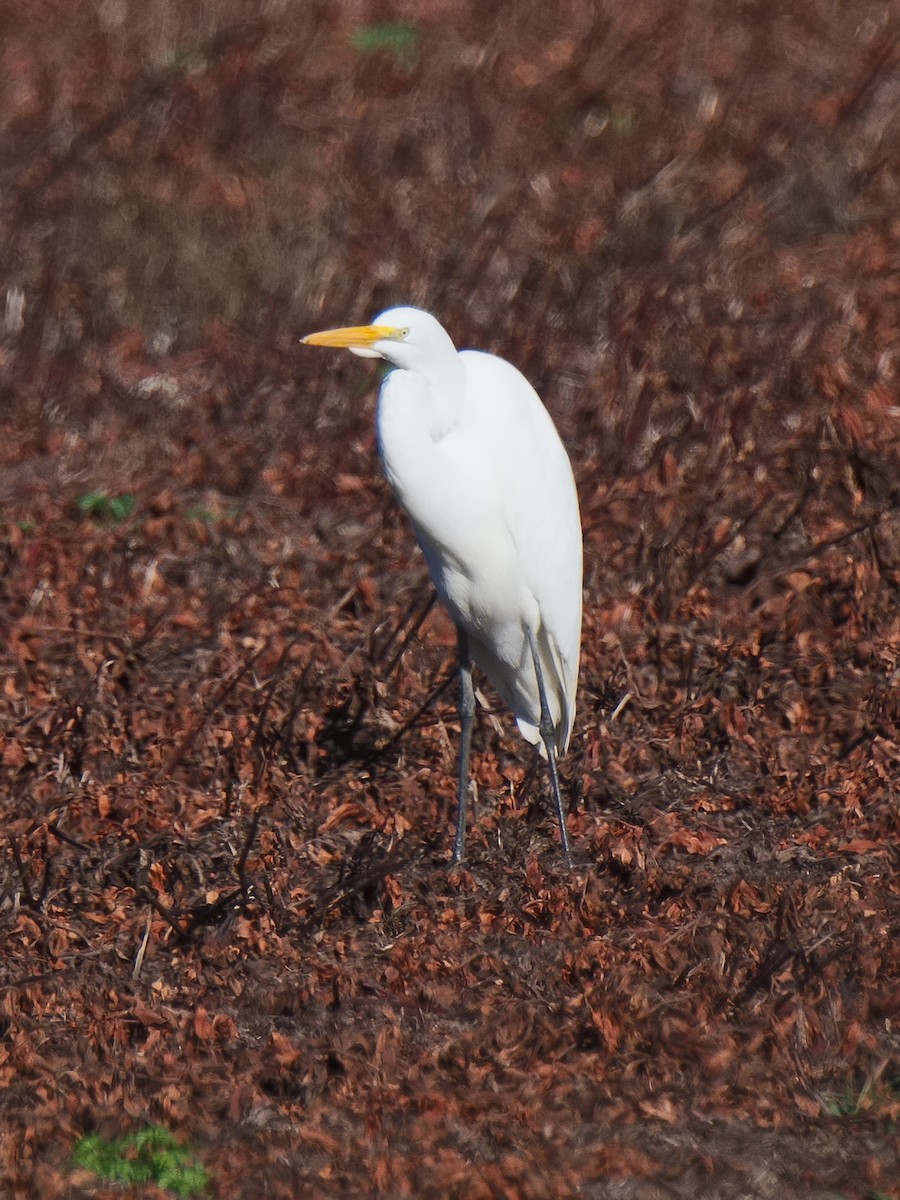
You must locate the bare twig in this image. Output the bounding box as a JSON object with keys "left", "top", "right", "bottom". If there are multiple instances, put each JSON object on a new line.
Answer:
{"left": 8, "top": 836, "right": 37, "bottom": 911}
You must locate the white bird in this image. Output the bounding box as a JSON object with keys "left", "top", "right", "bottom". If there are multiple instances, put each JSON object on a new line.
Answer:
{"left": 302, "top": 307, "right": 582, "bottom": 864}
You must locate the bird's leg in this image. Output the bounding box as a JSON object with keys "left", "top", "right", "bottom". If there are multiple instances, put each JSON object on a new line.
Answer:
{"left": 526, "top": 628, "right": 574, "bottom": 867}
{"left": 452, "top": 627, "right": 475, "bottom": 864}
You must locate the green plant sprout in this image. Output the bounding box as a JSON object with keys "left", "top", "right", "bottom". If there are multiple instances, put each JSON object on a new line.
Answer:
{"left": 823, "top": 1071, "right": 900, "bottom": 1119}
{"left": 350, "top": 21, "right": 419, "bottom": 65}
{"left": 71, "top": 1126, "right": 208, "bottom": 1197}
{"left": 76, "top": 491, "right": 136, "bottom": 524}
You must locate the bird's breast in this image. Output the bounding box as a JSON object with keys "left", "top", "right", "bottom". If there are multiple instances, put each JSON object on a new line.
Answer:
{"left": 378, "top": 371, "right": 492, "bottom": 545}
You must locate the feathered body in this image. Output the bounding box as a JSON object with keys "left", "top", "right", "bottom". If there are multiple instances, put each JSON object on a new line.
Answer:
{"left": 373, "top": 310, "right": 582, "bottom": 755}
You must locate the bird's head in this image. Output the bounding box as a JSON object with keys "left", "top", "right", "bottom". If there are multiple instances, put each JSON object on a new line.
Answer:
{"left": 301, "top": 306, "right": 457, "bottom": 371}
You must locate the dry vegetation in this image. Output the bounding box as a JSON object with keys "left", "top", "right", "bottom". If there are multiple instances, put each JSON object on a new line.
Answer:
{"left": 1, "top": 1, "right": 899, "bottom": 1196}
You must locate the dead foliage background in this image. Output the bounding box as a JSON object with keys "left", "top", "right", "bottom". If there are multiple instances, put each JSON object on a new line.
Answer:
{"left": 1, "top": 1, "right": 899, "bottom": 1197}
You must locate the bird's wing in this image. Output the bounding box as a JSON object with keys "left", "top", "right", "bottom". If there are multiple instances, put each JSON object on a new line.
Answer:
{"left": 460, "top": 351, "right": 583, "bottom": 750}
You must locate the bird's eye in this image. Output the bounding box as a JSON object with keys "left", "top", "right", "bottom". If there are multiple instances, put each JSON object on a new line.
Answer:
{"left": 398, "top": 327, "right": 410, "bottom": 340}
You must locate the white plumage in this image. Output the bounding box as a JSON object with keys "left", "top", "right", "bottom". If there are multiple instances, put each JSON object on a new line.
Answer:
{"left": 302, "top": 306, "right": 582, "bottom": 863}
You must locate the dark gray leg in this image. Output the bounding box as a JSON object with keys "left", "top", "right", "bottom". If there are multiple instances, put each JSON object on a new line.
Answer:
{"left": 452, "top": 627, "right": 475, "bottom": 864}
{"left": 526, "top": 628, "right": 574, "bottom": 867}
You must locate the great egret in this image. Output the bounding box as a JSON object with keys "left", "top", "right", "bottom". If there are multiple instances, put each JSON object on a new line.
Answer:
{"left": 302, "top": 307, "right": 582, "bottom": 864}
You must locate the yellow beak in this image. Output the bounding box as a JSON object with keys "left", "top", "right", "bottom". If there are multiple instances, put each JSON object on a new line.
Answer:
{"left": 301, "top": 324, "right": 395, "bottom": 349}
